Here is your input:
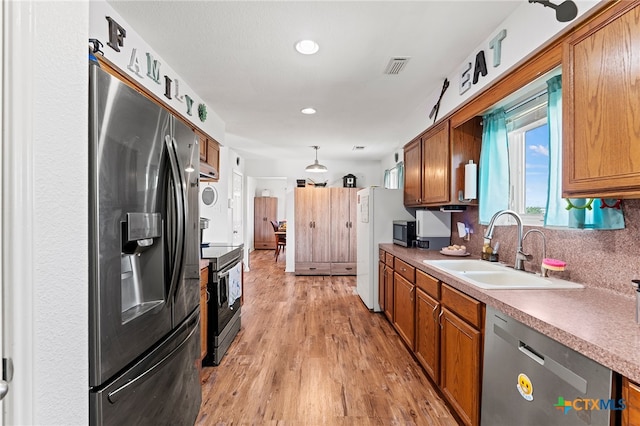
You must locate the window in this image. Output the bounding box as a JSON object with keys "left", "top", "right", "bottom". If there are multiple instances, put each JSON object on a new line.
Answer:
{"left": 505, "top": 92, "right": 549, "bottom": 226}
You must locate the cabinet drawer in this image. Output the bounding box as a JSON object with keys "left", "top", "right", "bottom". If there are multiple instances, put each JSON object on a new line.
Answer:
{"left": 441, "top": 284, "right": 483, "bottom": 329}
{"left": 416, "top": 269, "right": 439, "bottom": 299}
{"left": 385, "top": 252, "right": 394, "bottom": 267}
{"left": 379, "top": 249, "right": 386, "bottom": 262}
{"left": 331, "top": 263, "right": 357, "bottom": 275}
{"left": 295, "top": 262, "right": 331, "bottom": 275}
{"left": 394, "top": 258, "right": 415, "bottom": 283}
{"left": 255, "top": 241, "right": 276, "bottom": 249}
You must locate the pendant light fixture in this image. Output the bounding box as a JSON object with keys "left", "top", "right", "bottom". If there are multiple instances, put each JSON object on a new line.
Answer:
{"left": 305, "top": 146, "right": 328, "bottom": 173}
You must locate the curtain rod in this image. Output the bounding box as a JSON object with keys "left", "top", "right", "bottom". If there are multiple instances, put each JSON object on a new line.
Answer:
{"left": 504, "top": 89, "right": 548, "bottom": 114}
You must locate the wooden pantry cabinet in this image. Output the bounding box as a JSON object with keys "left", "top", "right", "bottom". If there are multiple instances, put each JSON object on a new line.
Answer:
{"left": 330, "top": 188, "right": 358, "bottom": 275}
{"left": 254, "top": 196, "right": 278, "bottom": 250}
{"left": 295, "top": 187, "right": 332, "bottom": 275}
{"left": 295, "top": 187, "right": 359, "bottom": 275}
{"left": 403, "top": 118, "right": 481, "bottom": 208}
{"left": 563, "top": 0, "right": 640, "bottom": 198}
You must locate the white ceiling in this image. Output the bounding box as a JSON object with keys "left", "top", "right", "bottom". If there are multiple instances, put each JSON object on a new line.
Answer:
{"left": 108, "top": 1, "right": 522, "bottom": 161}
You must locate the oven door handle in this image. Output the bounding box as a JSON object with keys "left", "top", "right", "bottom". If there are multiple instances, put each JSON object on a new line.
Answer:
{"left": 217, "top": 269, "right": 231, "bottom": 280}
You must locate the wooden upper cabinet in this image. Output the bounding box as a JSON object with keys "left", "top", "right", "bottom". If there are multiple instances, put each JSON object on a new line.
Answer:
{"left": 563, "top": 0, "right": 640, "bottom": 198}
{"left": 404, "top": 138, "right": 422, "bottom": 206}
{"left": 199, "top": 138, "right": 207, "bottom": 161}
{"left": 422, "top": 121, "right": 450, "bottom": 205}
{"left": 403, "top": 117, "right": 481, "bottom": 208}
{"left": 197, "top": 131, "right": 220, "bottom": 182}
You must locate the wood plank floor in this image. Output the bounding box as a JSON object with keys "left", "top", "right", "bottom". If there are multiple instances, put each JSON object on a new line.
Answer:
{"left": 197, "top": 250, "right": 459, "bottom": 425}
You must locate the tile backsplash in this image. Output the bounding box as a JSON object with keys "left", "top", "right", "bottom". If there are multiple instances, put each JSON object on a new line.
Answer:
{"left": 450, "top": 199, "right": 640, "bottom": 297}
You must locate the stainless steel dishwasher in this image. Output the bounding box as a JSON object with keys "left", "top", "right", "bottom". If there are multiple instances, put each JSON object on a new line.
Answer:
{"left": 481, "top": 306, "right": 615, "bottom": 426}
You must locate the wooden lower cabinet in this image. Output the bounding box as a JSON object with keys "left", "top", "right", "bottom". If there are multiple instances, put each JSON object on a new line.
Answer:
{"left": 440, "top": 306, "right": 482, "bottom": 426}
{"left": 415, "top": 287, "right": 440, "bottom": 384}
{"left": 379, "top": 253, "right": 484, "bottom": 426}
{"left": 622, "top": 377, "right": 640, "bottom": 425}
{"left": 199, "top": 266, "right": 209, "bottom": 361}
{"left": 384, "top": 263, "right": 394, "bottom": 322}
{"left": 393, "top": 272, "right": 415, "bottom": 350}
{"left": 378, "top": 259, "right": 386, "bottom": 312}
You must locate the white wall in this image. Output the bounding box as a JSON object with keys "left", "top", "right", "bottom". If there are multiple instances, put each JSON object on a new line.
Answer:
{"left": 245, "top": 157, "right": 383, "bottom": 271}
{"left": 89, "top": 1, "right": 225, "bottom": 142}
{"left": 245, "top": 157, "right": 384, "bottom": 189}
{"left": 4, "top": 1, "right": 89, "bottom": 424}
{"left": 5, "top": 0, "right": 608, "bottom": 423}
{"left": 200, "top": 146, "right": 245, "bottom": 244}
{"left": 254, "top": 178, "right": 287, "bottom": 221}
{"left": 398, "top": 0, "right": 602, "bottom": 144}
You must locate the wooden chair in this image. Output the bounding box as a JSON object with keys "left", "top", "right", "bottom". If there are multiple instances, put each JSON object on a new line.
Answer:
{"left": 270, "top": 221, "right": 286, "bottom": 261}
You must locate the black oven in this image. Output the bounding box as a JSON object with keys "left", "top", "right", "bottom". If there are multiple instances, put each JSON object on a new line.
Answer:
{"left": 211, "top": 258, "right": 242, "bottom": 336}
{"left": 201, "top": 244, "right": 243, "bottom": 366}
{"left": 393, "top": 220, "right": 416, "bottom": 247}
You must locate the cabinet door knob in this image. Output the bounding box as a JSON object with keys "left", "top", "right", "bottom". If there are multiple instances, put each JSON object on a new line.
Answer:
{"left": 438, "top": 309, "right": 444, "bottom": 329}
{"left": 431, "top": 304, "right": 438, "bottom": 320}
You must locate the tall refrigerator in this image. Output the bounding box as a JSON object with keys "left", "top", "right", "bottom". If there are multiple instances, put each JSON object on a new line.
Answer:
{"left": 356, "top": 187, "right": 414, "bottom": 312}
{"left": 88, "top": 63, "right": 202, "bottom": 424}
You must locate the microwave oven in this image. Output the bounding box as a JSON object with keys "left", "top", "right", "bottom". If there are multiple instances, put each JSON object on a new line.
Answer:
{"left": 392, "top": 220, "right": 416, "bottom": 247}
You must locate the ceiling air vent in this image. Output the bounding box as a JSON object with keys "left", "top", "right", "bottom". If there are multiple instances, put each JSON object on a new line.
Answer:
{"left": 384, "top": 57, "right": 411, "bottom": 75}
{"left": 352, "top": 146, "right": 366, "bottom": 151}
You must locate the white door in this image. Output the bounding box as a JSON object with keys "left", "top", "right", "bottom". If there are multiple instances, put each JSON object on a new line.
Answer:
{"left": 231, "top": 171, "right": 243, "bottom": 246}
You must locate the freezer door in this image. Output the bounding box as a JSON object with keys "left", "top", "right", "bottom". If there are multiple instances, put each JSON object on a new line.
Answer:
{"left": 89, "top": 65, "right": 173, "bottom": 387}
{"left": 171, "top": 118, "right": 201, "bottom": 327}
{"left": 90, "top": 308, "right": 202, "bottom": 426}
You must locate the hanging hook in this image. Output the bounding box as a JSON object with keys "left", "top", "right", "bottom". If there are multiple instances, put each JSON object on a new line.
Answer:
{"left": 565, "top": 198, "right": 594, "bottom": 211}
{"left": 599, "top": 199, "right": 622, "bottom": 209}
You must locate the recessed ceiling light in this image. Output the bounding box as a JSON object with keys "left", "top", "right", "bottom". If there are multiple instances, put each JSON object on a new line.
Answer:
{"left": 301, "top": 107, "right": 316, "bottom": 115}
{"left": 295, "top": 40, "right": 319, "bottom": 55}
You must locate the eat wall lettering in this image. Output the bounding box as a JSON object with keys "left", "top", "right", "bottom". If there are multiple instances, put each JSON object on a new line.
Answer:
{"left": 105, "top": 16, "right": 195, "bottom": 116}
{"left": 459, "top": 29, "right": 507, "bottom": 95}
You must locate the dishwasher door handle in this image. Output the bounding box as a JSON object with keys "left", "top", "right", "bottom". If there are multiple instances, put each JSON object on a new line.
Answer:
{"left": 519, "top": 342, "right": 545, "bottom": 365}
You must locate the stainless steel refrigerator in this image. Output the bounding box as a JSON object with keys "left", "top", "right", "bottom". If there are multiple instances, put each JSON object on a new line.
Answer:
{"left": 88, "top": 64, "right": 202, "bottom": 425}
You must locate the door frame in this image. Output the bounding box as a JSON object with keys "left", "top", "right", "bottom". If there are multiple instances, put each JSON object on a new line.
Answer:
{"left": 3, "top": 0, "right": 36, "bottom": 423}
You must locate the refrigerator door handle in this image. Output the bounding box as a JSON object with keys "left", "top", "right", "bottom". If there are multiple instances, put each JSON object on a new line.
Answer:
{"left": 165, "top": 135, "right": 186, "bottom": 302}
{"left": 106, "top": 312, "right": 200, "bottom": 404}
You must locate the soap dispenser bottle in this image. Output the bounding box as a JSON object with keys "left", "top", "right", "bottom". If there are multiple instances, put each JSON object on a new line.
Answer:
{"left": 481, "top": 239, "right": 493, "bottom": 261}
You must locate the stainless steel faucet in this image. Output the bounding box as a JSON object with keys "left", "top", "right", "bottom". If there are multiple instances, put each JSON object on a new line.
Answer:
{"left": 484, "top": 209, "right": 526, "bottom": 271}
{"left": 523, "top": 229, "right": 547, "bottom": 277}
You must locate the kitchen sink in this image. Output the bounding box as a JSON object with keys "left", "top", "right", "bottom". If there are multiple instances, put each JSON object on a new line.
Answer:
{"left": 422, "top": 259, "right": 583, "bottom": 290}
{"left": 423, "top": 259, "right": 504, "bottom": 272}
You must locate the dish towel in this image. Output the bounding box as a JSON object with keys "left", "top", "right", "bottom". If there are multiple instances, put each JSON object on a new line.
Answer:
{"left": 228, "top": 262, "right": 242, "bottom": 307}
